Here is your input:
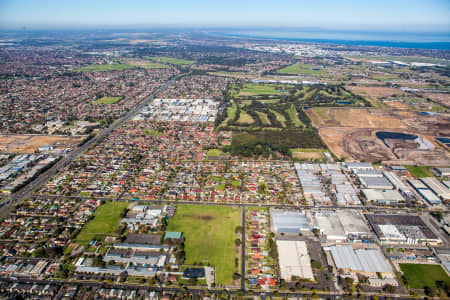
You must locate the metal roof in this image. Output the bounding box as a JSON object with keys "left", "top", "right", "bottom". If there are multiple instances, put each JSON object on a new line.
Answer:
{"left": 330, "top": 245, "right": 392, "bottom": 273}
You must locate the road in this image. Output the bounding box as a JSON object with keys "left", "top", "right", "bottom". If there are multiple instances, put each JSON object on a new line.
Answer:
{"left": 30, "top": 193, "right": 444, "bottom": 214}
{"left": 0, "top": 276, "right": 420, "bottom": 299}
{"left": 1, "top": 73, "right": 186, "bottom": 216}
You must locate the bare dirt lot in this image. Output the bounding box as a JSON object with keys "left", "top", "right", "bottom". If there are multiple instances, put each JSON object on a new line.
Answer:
{"left": 0, "top": 135, "right": 85, "bottom": 154}
{"left": 312, "top": 108, "right": 450, "bottom": 165}
{"left": 319, "top": 127, "right": 449, "bottom": 165}
{"left": 347, "top": 86, "right": 406, "bottom": 104}
{"left": 318, "top": 127, "right": 354, "bottom": 160}
{"left": 384, "top": 101, "right": 410, "bottom": 109}
{"left": 292, "top": 151, "right": 324, "bottom": 160}
{"left": 306, "top": 108, "right": 407, "bottom": 129}
{"left": 419, "top": 92, "right": 450, "bottom": 107}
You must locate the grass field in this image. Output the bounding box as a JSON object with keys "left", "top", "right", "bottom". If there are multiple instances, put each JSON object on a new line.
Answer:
{"left": 75, "top": 202, "right": 129, "bottom": 245}
{"left": 290, "top": 148, "right": 326, "bottom": 160}
{"left": 400, "top": 263, "right": 450, "bottom": 289}
{"left": 93, "top": 96, "right": 122, "bottom": 105}
{"left": 167, "top": 205, "right": 240, "bottom": 285}
{"left": 231, "top": 130, "right": 325, "bottom": 149}
{"left": 258, "top": 99, "right": 280, "bottom": 104}
{"left": 218, "top": 103, "right": 238, "bottom": 128}
{"left": 206, "top": 148, "right": 223, "bottom": 159}
{"left": 256, "top": 111, "right": 271, "bottom": 125}
{"left": 73, "top": 63, "right": 134, "bottom": 72}
{"left": 237, "top": 111, "right": 254, "bottom": 124}
{"left": 276, "top": 63, "right": 327, "bottom": 76}
{"left": 313, "top": 107, "right": 330, "bottom": 119}
{"left": 239, "top": 83, "right": 282, "bottom": 96}
{"left": 148, "top": 56, "right": 195, "bottom": 65}
{"left": 286, "top": 104, "right": 303, "bottom": 127}
{"left": 348, "top": 55, "right": 450, "bottom": 66}
{"left": 124, "top": 59, "right": 169, "bottom": 69}
{"left": 290, "top": 148, "right": 327, "bottom": 153}
{"left": 406, "top": 166, "right": 433, "bottom": 178}
{"left": 142, "top": 129, "right": 160, "bottom": 136}
{"left": 269, "top": 109, "right": 286, "bottom": 127}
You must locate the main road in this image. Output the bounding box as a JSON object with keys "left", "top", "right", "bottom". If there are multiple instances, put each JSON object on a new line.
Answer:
{"left": 0, "top": 276, "right": 418, "bottom": 299}
{"left": 1, "top": 72, "right": 187, "bottom": 216}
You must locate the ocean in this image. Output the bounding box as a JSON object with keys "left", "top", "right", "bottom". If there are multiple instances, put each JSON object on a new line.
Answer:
{"left": 213, "top": 29, "right": 450, "bottom": 50}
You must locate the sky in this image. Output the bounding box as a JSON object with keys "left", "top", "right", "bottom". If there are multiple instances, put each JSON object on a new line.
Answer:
{"left": 0, "top": 0, "right": 449, "bottom": 32}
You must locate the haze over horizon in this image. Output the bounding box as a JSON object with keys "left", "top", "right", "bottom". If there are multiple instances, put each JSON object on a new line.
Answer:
{"left": 0, "top": 0, "right": 449, "bottom": 34}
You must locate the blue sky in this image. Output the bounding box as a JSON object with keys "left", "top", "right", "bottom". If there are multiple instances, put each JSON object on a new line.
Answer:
{"left": 0, "top": 0, "right": 449, "bottom": 31}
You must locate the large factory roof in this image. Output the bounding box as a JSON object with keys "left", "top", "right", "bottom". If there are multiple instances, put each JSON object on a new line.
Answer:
{"left": 277, "top": 240, "right": 314, "bottom": 281}
{"left": 365, "top": 214, "right": 438, "bottom": 240}
{"left": 329, "top": 245, "right": 392, "bottom": 273}
{"left": 271, "top": 209, "right": 312, "bottom": 234}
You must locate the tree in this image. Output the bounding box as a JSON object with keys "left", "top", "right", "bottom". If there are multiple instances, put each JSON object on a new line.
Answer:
{"left": 235, "top": 226, "right": 243, "bottom": 234}
{"left": 383, "top": 284, "right": 396, "bottom": 293}
{"left": 424, "top": 286, "right": 435, "bottom": 297}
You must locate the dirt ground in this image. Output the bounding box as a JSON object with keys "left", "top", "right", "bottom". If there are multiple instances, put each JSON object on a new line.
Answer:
{"left": 333, "top": 109, "right": 407, "bottom": 128}
{"left": 318, "top": 127, "right": 449, "bottom": 165}
{"left": 419, "top": 92, "right": 450, "bottom": 107}
{"left": 384, "top": 101, "right": 410, "bottom": 109}
{"left": 292, "top": 151, "right": 324, "bottom": 160}
{"left": 306, "top": 108, "right": 407, "bottom": 129}
{"left": 347, "top": 86, "right": 406, "bottom": 101}
{"left": 318, "top": 127, "right": 355, "bottom": 160}
{"left": 0, "top": 135, "right": 85, "bottom": 154}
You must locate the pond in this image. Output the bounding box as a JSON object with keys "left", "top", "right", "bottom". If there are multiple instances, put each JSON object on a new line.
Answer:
{"left": 376, "top": 131, "right": 418, "bottom": 147}
{"left": 436, "top": 137, "right": 450, "bottom": 146}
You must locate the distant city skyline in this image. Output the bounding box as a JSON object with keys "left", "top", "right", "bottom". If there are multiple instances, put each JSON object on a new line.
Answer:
{"left": 0, "top": 0, "right": 449, "bottom": 32}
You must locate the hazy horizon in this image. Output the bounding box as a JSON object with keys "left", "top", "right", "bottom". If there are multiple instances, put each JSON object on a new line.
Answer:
{"left": 1, "top": 0, "right": 449, "bottom": 33}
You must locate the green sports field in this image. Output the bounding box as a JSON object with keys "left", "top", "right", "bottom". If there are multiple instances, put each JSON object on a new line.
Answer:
{"left": 167, "top": 205, "right": 241, "bottom": 285}
{"left": 93, "top": 96, "right": 122, "bottom": 105}
{"left": 75, "top": 202, "right": 129, "bottom": 245}
{"left": 239, "top": 83, "right": 282, "bottom": 96}
{"left": 400, "top": 263, "right": 450, "bottom": 289}
{"left": 73, "top": 63, "right": 134, "bottom": 72}
{"left": 206, "top": 148, "right": 223, "bottom": 159}
{"left": 276, "top": 63, "right": 328, "bottom": 75}
{"left": 148, "top": 56, "right": 195, "bottom": 65}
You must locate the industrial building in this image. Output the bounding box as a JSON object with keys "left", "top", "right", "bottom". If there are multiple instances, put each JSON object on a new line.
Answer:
{"left": 104, "top": 248, "right": 167, "bottom": 267}
{"left": 294, "top": 163, "right": 330, "bottom": 205}
{"left": 329, "top": 170, "right": 361, "bottom": 206}
{"left": 408, "top": 179, "right": 442, "bottom": 205}
{"left": 354, "top": 169, "right": 384, "bottom": 177}
{"left": 362, "top": 189, "right": 405, "bottom": 205}
{"left": 365, "top": 214, "right": 441, "bottom": 245}
{"left": 344, "top": 162, "right": 374, "bottom": 171}
{"left": 435, "top": 248, "right": 450, "bottom": 274}
{"left": 313, "top": 211, "right": 346, "bottom": 242}
{"left": 327, "top": 244, "right": 397, "bottom": 287}
{"left": 434, "top": 167, "right": 450, "bottom": 178}
{"left": 312, "top": 210, "right": 372, "bottom": 242}
{"left": 358, "top": 176, "right": 393, "bottom": 190}
{"left": 421, "top": 177, "right": 450, "bottom": 201}
{"left": 328, "top": 245, "right": 393, "bottom": 274}
{"left": 383, "top": 171, "right": 413, "bottom": 196}
{"left": 276, "top": 240, "right": 314, "bottom": 281}
{"left": 270, "top": 209, "right": 312, "bottom": 235}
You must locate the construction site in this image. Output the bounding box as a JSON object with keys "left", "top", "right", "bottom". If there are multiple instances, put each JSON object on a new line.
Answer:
{"left": 306, "top": 107, "right": 450, "bottom": 165}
